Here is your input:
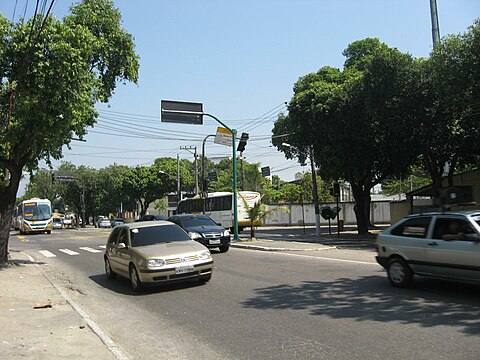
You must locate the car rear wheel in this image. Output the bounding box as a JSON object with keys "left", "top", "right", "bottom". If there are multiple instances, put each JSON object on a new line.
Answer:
{"left": 129, "top": 264, "right": 142, "bottom": 292}
{"left": 105, "top": 257, "right": 116, "bottom": 279}
{"left": 387, "top": 258, "right": 413, "bottom": 288}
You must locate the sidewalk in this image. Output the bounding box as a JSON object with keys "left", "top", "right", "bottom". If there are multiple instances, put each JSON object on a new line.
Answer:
{"left": 0, "top": 250, "right": 121, "bottom": 360}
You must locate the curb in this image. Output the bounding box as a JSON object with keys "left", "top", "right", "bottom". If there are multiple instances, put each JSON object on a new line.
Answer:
{"left": 231, "top": 243, "right": 337, "bottom": 252}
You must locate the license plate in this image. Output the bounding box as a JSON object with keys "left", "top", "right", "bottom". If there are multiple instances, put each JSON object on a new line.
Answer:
{"left": 175, "top": 265, "right": 194, "bottom": 275}
{"left": 209, "top": 239, "right": 221, "bottom": 245}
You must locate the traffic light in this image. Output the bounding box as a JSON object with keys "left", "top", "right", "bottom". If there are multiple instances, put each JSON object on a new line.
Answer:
{"left": 329, "top": 183, "right": 340, "bottom": 197}
{"left": 237, "top": 132, "right": 249, "bottom": 152}
{"left": 51, "top": 173, "right": 55, "bottom": 184}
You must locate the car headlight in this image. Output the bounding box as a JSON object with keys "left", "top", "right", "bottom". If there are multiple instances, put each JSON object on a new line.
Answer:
{"left": 147, "top": 259, "right": 166, "bottom": 268}
{"left": 188, "top": 231, "right": 202, "bottom": 240}
{"left": 198, "top": 251, "right": 212, "bottom": 261}
{"left": 222, "top": 229, "right": 230, "bottom": 237}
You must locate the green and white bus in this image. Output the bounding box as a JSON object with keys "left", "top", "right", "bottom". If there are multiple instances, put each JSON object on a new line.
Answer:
{"left": 176, "top": 191, "right": 261, "bottom": 231}
{"left": 15, "top": 198, "right": 53, "bottom": 234}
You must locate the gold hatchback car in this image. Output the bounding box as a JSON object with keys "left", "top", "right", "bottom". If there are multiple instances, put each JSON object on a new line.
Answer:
{"left": 104, "top": 221, "right": 213, "bottom": 291}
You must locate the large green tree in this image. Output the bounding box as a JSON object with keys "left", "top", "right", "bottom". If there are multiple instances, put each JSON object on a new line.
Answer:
{"left": 273, "top": 39, "right": 422, "bottom": 234}
{"left": 123, "top": 165, "right": 176, "bottom": 217}
{"left": 0, "top": 0, "right": 139, "bottom": 265}
{"left": 418, "top": 20, "right": 480, "bottom": 191}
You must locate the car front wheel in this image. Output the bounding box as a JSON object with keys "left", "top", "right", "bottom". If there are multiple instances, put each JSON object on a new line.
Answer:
{"left": 387, "top": 258, "right": 413, "bottom": 288}
{"left": 218, "top": 245, "right": 229, "bottom": 253}
{"left": 129, "top": 264, "right": 142, "bottom": 292}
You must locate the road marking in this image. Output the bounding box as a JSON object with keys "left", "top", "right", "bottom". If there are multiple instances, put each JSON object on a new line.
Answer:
{"left": 39, "top": 250, "right": 56, "bottom": 258}
{"left": 234, "top": 247, "right": 377, "bottom": 265}
{"left": 98, "top": 245, "right": 106, "bottom": 249}
{"left": 276, "top": 251, "right": 377, "bottom": 265}
{"left": 59, "top": 248, "right": 79, "bottom": 256}
{"left": 79, "top": 247, "right": 102, "bottom": 253}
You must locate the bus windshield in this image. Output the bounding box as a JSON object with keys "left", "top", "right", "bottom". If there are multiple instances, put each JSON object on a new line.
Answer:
{"left": 23, "top": 202, "right": 52, "bottom": 221}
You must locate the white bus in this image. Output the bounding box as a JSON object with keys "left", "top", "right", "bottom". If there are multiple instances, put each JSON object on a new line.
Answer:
{"left": 176, "top": 191, "right": 261, "bottom": 231}
{"left": 15, "top": 198, "right": 53, "bottom": 234}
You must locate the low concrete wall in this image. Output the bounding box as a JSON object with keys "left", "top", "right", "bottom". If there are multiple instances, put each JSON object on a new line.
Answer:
{"left": 264, "top": 201, "right": 391, "bottom": 226}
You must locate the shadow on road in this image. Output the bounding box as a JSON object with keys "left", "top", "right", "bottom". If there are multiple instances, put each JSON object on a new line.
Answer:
{"left": 242, "top": 275, "right": 480, "bottom": 335}
{"left": 89, "top": 273, "right": 208, "bottom": 296}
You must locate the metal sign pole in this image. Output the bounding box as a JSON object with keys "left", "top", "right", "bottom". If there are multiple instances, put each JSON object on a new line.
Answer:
{"left": 161, "top": 103, "right": 239, "bottom": 240}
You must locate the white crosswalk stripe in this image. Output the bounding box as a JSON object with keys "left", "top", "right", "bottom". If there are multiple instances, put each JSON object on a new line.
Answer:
{"left": 59, "top": 248, "right": 79, "bottom": 256}
{"left": 79, "top": 247, "right": 102, "bottom": 253}
{"left": 37, "top": 246, "right": 105, "bottom": 258}
{"left": 39, "top": 250, "right": 56, "bottom": 258}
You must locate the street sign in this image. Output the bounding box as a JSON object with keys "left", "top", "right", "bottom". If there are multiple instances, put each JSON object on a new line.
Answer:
{"left": 214, "top": 127, "right": 233, "bottom": 147}
{"left": 54, "top": 174, "right": 75, "bottom": 182}
{"left": 208, "top": 170, "right": 218, "bottom": 182}
{"left": 161, "top": 100, "right": 203, "bottom": 124}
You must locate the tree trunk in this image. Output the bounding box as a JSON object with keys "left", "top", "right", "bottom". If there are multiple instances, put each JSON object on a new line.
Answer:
{"left": 249, "top": 220, "right": 255, "bottom": 241}
{"left": 351, "top": 184, "right": 370, "bottom": 235}
{"left": 0, "top": 165, "right": 22, "bottom": 267}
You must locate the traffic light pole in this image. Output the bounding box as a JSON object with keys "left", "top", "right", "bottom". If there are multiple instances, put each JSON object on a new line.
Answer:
{"left": 161, "top": 105, "right": 239, "bottom": 240}
{"left": 203, "top": 113, "right": 239, "bottom": 241}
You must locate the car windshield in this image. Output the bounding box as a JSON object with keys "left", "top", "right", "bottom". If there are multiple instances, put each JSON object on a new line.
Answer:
{"left": 180, "top": 217, "right": 217, "bottom": 227}
{"left": 130, "top": 225, "right": 191, "bottom": 247}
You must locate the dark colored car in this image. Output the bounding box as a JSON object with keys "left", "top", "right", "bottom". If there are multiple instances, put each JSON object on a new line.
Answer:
{"left": 111, "top": 218, "right": 124, "bottom": 227}
{"left": 136, "top": 214, "right": 168, "bottom": 222}
{"left": 168, "top": 214, "right": 230, "bottom": 253}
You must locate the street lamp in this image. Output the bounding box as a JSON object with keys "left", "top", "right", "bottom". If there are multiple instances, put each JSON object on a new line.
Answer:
{"left": 282, "top": 143, "right": 321, "bottom": 237}
{"left": 158, "top": 170, "right": 180, "bottom": 208}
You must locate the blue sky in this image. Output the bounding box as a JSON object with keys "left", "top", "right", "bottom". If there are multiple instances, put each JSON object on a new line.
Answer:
{"left": 2, "top": 0, "right": 479, "bottom": 192}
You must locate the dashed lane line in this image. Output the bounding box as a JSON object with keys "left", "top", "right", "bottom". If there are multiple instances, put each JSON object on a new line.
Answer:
{"left": 59, "top": 248, "right": 79, "bottom": 256}
{"left": 79, "top": 247, "right": 102, "bottom": 253}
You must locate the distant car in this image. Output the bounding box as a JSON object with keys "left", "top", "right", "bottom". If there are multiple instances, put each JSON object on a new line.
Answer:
{"left": 99, "top": 218, "right": 111, "bottom": 228}
{"left": 52, "top": 217, "right": 63, "bottom": 229}
{"left": 168, "top": 214, "right": 230, "bottom": 253}
{"left": 376, "top": 211, "right": 480, "bottom": 288}
{"left": 104, "top": 221, "right": 213, "bottom": 291}
{"left": 135, "top": 214, "right": 168, "bottom": 222}
{"left": 63, "top": 214, "right": 75, "bottom": 228}
{"left": 96, "top": 216, "right": 107, "bottom": 228}
{"left": 111, "top": 218, "right": 124, "bottom": 227}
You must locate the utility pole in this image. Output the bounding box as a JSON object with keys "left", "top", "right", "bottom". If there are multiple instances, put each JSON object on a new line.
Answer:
{"left": 309, "top": 145, "right": 321, "bottom": 237}
{"left": 176, "top": 154, "right": 181, "bottom": 206}
{"left": 282, "top": 143, "right": 321, "bottom": 237}
{"left": 202, "top": 135, "right": 216, "bottom": 214}
{"left": 429, "top": 0, "right": 440, "bottom": 45}
{"left": 180, "top": 146, "right": 199, "bottom": 194}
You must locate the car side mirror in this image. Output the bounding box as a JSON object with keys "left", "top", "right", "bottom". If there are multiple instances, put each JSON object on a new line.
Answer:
{"left": 464, "top": 234, "right": 480, "bottom": 242}
{"left": 117, "top": 242, "right": 127, "bottom": 249}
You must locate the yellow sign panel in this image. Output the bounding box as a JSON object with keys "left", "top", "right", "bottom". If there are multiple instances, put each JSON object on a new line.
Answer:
{"left": 214, "top": 127, "right": 233, "bottom": 147}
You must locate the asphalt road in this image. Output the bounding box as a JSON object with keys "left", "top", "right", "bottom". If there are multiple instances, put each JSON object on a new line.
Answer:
{"left": 9, "top": 228, "right": 480, "bottom": 360}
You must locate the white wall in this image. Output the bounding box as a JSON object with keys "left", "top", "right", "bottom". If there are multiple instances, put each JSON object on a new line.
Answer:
{"left": 264, "top": 201, "right": 391, "bottom": 226}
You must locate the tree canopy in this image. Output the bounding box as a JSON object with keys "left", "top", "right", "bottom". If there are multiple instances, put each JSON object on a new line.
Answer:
{"left": 273, "top": 19, "right": 480, "bottom": 234}
{"left": 0, "top": 0, "right": 139, "bottom": 266}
